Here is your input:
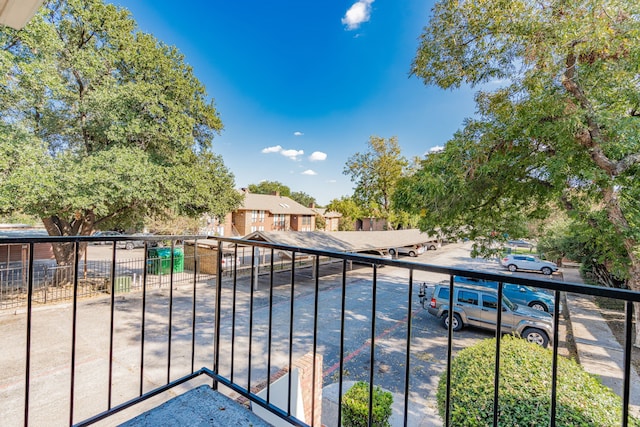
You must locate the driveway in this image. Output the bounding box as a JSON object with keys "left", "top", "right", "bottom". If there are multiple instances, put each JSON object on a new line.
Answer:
{"left": 0, "top": 242, "right": 557, "bottom": 427}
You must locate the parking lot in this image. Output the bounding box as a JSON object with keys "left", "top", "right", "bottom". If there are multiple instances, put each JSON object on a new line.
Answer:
{"left": 0, "top": 241, "right": 566, "bottom": 426}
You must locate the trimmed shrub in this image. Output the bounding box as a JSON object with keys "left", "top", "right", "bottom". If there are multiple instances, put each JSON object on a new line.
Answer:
{"left": 342, "top": 381, "right": 393, "bottom": 427}
{"left": 437, "top": 336, "right": 640, "bottom": 426}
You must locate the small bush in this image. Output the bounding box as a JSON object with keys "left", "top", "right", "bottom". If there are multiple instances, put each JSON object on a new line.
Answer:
{"left": 437, "top": 336, "right": 640, "bottom": 426}
{"left": 342, "top": 381, "right": 393, "bottom": 427}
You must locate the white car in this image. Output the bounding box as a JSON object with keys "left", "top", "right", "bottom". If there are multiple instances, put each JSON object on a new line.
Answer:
{"left": 500, "top": 254, "right": 558, "bottom": 275}
{"left": 389, "top": 244, "right": 425, "bottom": 257}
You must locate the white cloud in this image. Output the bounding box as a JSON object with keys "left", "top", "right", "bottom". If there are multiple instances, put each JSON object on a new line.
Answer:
{"left": 426, "top": 146, "right": 444, "bottom": 155}
{"left": 302, "top": 170, "right": 317, "bottom": 176}
{"left": 294, "top": 131, "right": 304, "bottom": 136}
{"left": 327, "top": 179, "right": 337, "bottom": 183}
{"left": 281, "top": 149, "right": 304, "bottom": 160}
{"left": 309, "top": 151, "right": 327, "bottom": 162}
{"left": 262, "top": 145, "right": 305, "bottom": 160}
{"left": 262, "top": 145, "right": 282, "bottom": 154}
{"left": 342, "top": 0, "right": 374, "bottom": 30}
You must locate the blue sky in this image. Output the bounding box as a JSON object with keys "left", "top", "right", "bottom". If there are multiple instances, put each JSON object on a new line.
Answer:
{"left": 109, "top": 0, "right": 477, "bottom": 205}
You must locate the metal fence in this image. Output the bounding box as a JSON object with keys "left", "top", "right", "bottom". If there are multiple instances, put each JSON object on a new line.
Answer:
{"left": 0, "top": 242, "right": 336, "bottom": 310}
{"left": 1, "top": 235, "right": 639, "bottom": 427}
{"left": 0, "top": 252, "right": 209, "bottom": 309}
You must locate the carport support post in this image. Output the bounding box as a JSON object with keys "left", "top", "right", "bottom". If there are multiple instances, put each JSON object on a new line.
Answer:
{"left": 253, "top": 246, "right": 259, "bottom": 291}
{"left": 311, "top": 257, "right": 316, "bottom": 280}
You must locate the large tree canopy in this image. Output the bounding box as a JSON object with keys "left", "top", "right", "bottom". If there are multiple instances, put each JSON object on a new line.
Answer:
{"left": 344, "top": 136, "right": 408, "bottom": 228}
{"left": 246, "top": 181, "right": 317, "bottom": 207}
{"left": 396, "top": 0, "right": 640, "bottom": 291}
{"left": 247, "top": 181, "right": 292, "bottom": 198}
{"left": 0, "top": 0, "right": 241, "bottom": 264}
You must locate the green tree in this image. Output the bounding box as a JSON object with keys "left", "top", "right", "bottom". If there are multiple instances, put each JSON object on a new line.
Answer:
{"left": 397, "top": 0, "right": 640, "bottom": 295}
{"left": 315, "top": 214, "right": 326, "bottom": 231}
{"left": 344, "top": 136, "right": 408, "bottom": 228}
{"left": 0, "top": 0, "right": 241, "bottom": 270}
{"left": 290, "top": 191, "right": 316, "bottom": 208}
{"left": 247, "top": 181, "right": 292, "bottom": 197}
{"left": 326, "top": 196, "right": 363, "bottom": 231}
{"left": 538, "top": 216, "right": 628, "bottom": 288}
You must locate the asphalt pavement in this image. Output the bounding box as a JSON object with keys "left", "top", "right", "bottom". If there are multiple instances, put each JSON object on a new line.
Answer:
{"left": 1, "top": 242, "right": 638, "bottom": 426}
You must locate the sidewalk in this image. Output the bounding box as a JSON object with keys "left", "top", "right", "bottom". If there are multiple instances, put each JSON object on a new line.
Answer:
{"left": 562, "top": 267, "right": 640, "bottom": 418}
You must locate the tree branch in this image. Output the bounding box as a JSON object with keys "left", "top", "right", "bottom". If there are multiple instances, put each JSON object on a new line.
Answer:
{"left": 93, "top": 204, "right": 135, "bottom": 227}
{"left": 562, "top": 50, "right": 618, "bottom": 176}
{"left": 614, "top": 153, "right": 640, "bottom": 175}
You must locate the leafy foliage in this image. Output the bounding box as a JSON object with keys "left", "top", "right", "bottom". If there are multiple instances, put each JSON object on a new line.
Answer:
{"left": 247, "top": 181, "right": 292, "bottom": 197}
{"left": 326, "top": 196, "right": 363, "bottom": 231}
{"left": 344, "top": 136, "right": 408, "bottom": 227}
{"left": 398, "top": 0, "right": 640, "bottom": 290}
{"left": 538, "top": 216, "right": 628, "bottom": 287}
{"left": 314, "top": 214, "right": 326, "bottom": 231}
{"left": 290, "top": 191, "right": 316, "bottom": 208}
{"left": 0, "top": 0, "right": 241, "bottom": 265}
{"left": 341, "top": 381, "right": 393, "bottom": 427}
{"left": 438, "top": 336, "right": 639, "bottom": 426}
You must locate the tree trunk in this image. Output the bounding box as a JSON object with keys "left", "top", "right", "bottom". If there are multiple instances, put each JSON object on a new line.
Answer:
{"left": 41, "top": 211, "right": 95, "bottom": 285}
{"left": 590, "top": 263, "right": 625, "bottom": 289}
{"left": 601, "top": 186, "right": 640, "bottom": 347}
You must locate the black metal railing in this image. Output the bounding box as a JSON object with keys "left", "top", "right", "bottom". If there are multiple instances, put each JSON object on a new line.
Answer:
{"left": 0, "top": 234, "right": 639, "bottom": 427}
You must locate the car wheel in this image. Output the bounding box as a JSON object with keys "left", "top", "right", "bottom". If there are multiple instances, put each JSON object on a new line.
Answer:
{"left": 388, "top": 248, "right": 396, "bottom": 256}
{"left": 429, "top": 245, "right": 436, "bottom": 251}
{"left": 529, "top": 302, "right": 548, "bottom": 312}
{"left": 125, "top": 242, "right": 134, "bottom": 250}
{"left": 523, "top": 328, "right": 549, "bottom": 347}
{"left": 442, "top": 312, "right": 463, "bottom": 332}
{"left": 409, "top": 251, "right": 416, "bottom": 257}
{"left": 508, "top": 264, "right": 517, "bottom": 272}
{"left": 541, "top": 267, "right": 552, "bottom": 275}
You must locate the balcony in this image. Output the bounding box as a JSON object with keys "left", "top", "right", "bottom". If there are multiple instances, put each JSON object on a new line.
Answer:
{"left": 1, "top": 234, "right": 639, "bottom": 426}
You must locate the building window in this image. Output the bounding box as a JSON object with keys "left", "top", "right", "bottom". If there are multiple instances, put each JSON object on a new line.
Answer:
{"left": 273, "top": 214, "right": 286, "bottom": 230}
{"left": 251, "top": 210, "right": 265, "bottom": 223}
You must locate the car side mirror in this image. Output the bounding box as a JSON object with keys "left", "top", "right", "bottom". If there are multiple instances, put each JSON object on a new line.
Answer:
{"left": 502, "top": 306, "right": 508, "bottom": 312}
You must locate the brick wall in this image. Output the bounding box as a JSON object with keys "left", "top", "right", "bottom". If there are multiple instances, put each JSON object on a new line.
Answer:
{"left": 241, "top": 351, "right": 323, "bottom": 426}
{"left": 294, "top": 352, "right": 323, "bottom": 426}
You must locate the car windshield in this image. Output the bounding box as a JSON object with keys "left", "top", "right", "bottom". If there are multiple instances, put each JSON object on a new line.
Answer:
{"left": 502, "top": 296, "right": 517, "bottom": 311}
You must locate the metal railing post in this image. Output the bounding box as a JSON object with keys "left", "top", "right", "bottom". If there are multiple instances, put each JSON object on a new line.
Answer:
{"left": 213, "top": 239, "right": 223, "bottom": 390}
{"left": 24, "top": 243, "right": 35, "bottom": 427}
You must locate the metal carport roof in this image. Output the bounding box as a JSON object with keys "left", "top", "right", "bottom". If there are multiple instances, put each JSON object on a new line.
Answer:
{"left": 241, "top": 229, "right": 439, "bottom": 253}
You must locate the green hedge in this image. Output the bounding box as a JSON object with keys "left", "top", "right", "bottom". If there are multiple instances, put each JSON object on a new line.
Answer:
{"left": 342, "top": 381, "right": 393, "bottom": 427}
{"left": 437, "top": 336, "right": 640, "bottom": 426}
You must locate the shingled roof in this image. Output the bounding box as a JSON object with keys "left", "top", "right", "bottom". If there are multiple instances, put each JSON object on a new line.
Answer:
{"left": 237, "top": 192, "right": 316, "bottom": 215}
{"left": 311, "top": 207, "right": 342, "bottom": 218}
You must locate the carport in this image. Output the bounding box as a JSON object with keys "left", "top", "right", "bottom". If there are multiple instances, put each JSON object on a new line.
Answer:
{"left": 240, "top": 229, "right": 440, "bottom": 273}
{"left": 242, "top": 229, "right": 438, "bottom": 256}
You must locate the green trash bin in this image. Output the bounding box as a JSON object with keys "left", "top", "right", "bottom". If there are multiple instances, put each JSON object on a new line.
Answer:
{"left": 147, "top": 247, "right": 172, "bottom": 275}
{"left": 172, "top": 247, "right": 184, "bottom": 273}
